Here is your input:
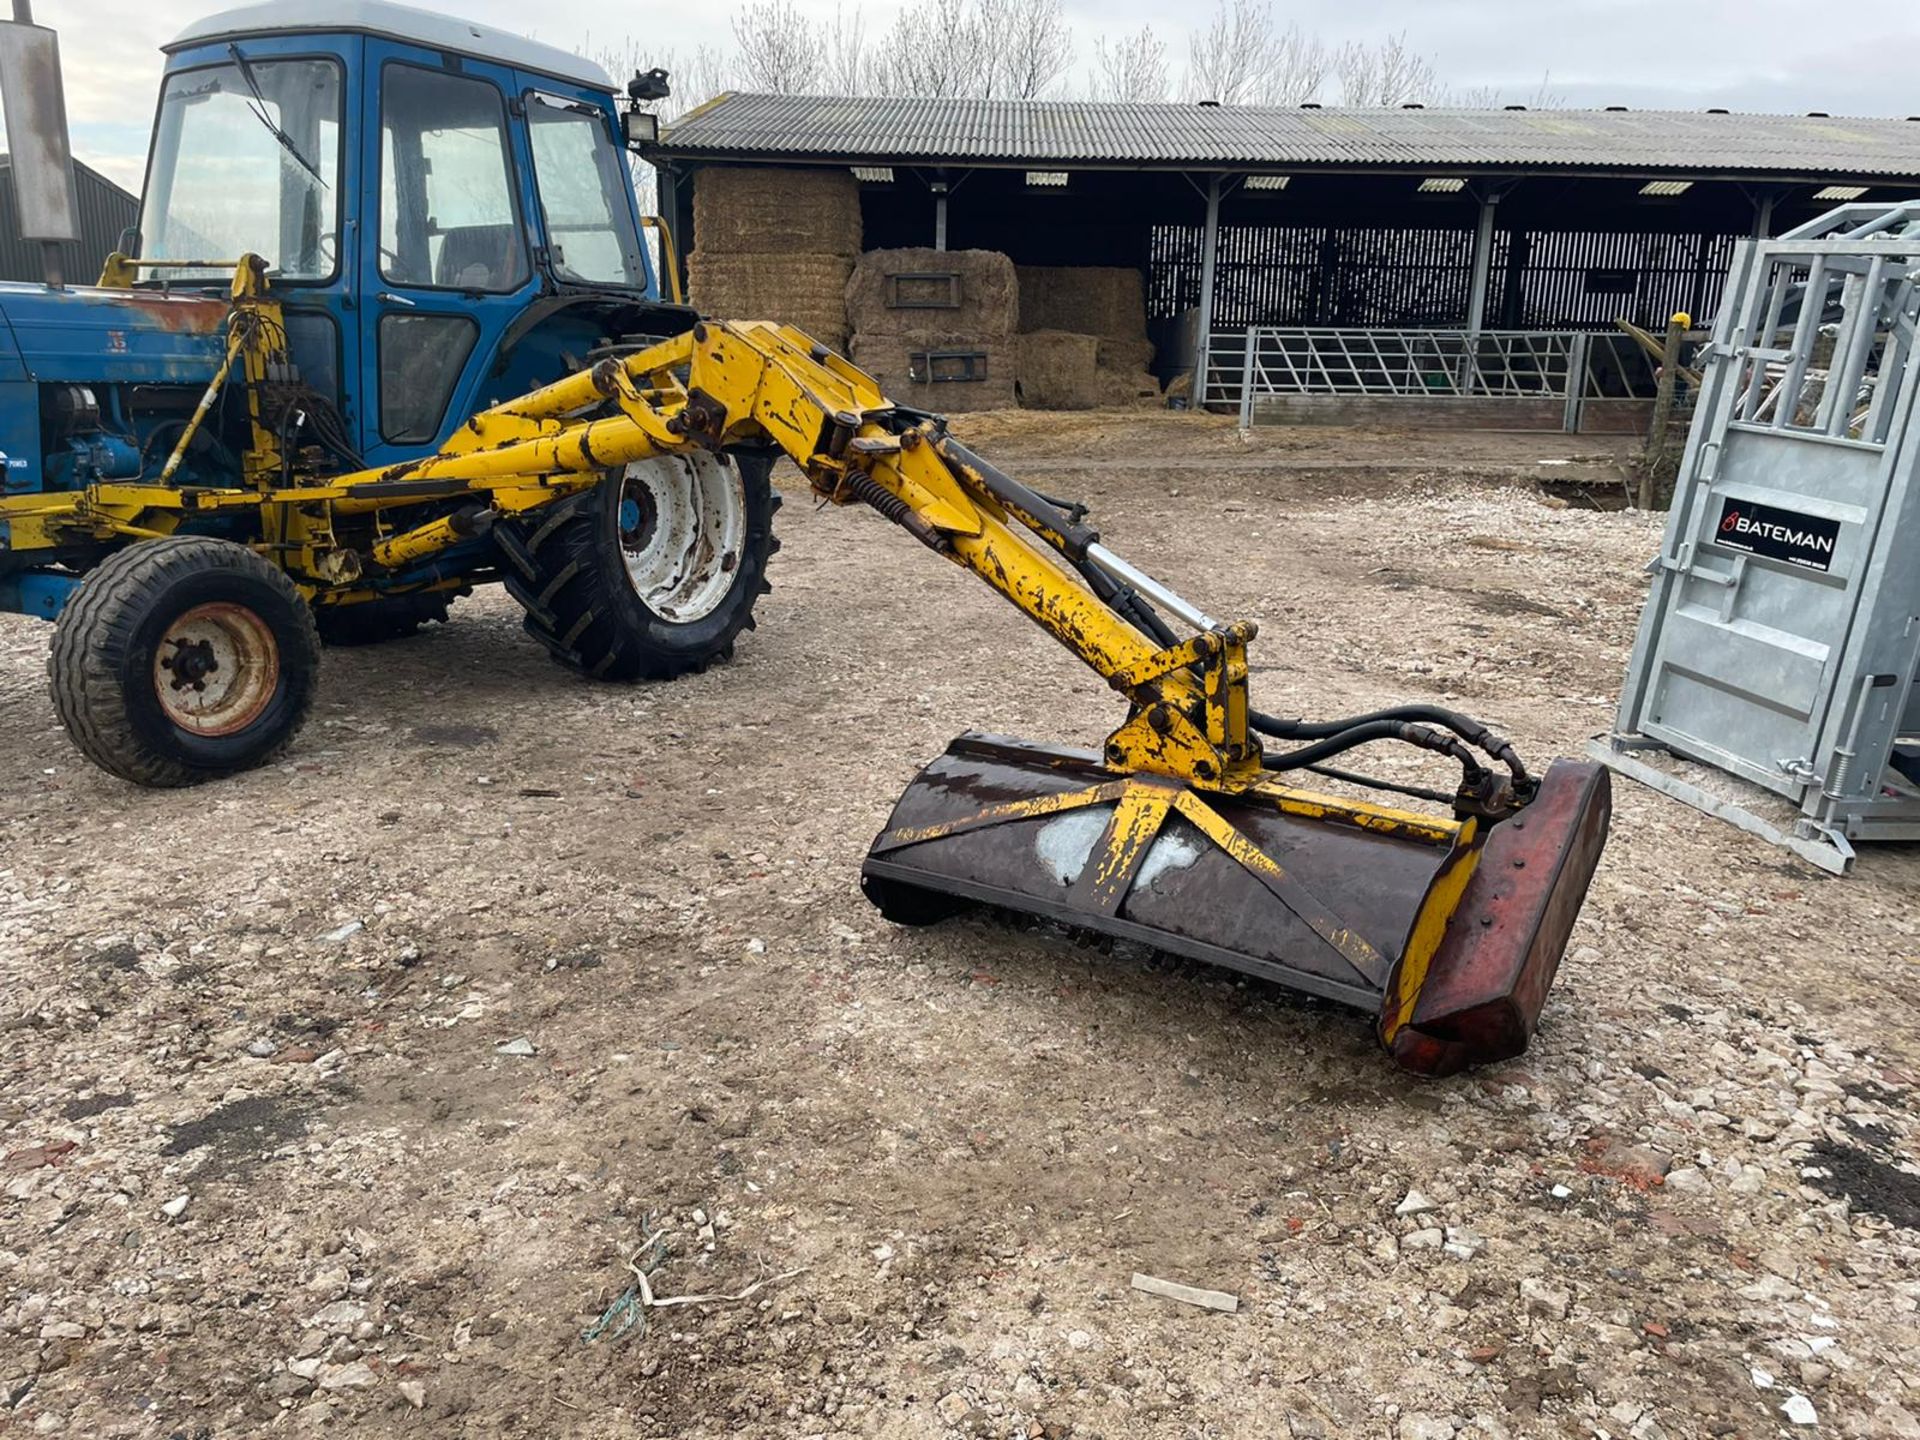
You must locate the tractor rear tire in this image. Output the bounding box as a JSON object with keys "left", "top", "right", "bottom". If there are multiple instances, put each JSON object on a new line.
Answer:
{"left": 314, "top": 591, "right": 456, "bottom": 646}
{"left": 48, "top": 537, "right": 321, "bottom": 787}
{"left": 495, "top": 452, "right": 778, "bottom": 681}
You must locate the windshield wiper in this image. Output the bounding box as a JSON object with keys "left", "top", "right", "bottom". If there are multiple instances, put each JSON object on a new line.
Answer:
{"left": 227, "top": 43, "right": 327, "bottom": 189}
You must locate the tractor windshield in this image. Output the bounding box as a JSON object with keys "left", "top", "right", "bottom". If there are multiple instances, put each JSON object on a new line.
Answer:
{"left": 140, "top": 56, "right": 342, "bottom": 283}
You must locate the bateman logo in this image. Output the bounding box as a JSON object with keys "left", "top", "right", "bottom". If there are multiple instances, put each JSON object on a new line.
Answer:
{"left": 1719, "top": 508, "right": 1835, "bottom": 555}
{"left": 1713, "top": 498, "right": 1840, "bottom": 572}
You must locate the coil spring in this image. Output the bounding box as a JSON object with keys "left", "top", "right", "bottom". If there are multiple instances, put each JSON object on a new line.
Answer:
{"left": 844, "top": 471, "right": 914, "bottom": 527}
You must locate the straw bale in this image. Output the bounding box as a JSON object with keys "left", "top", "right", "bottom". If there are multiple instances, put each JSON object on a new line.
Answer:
{"left": 693, "top": 166, "right": 861, "bottom": 256}
{"left": 1014, "top": 330, "right": 1103, "bottom": 410}
{"left": 847, "top": 249, "right": 1018, "bottom": 339}
{"left": 1097, "top": 368, "right": 1164, "bottom": 408}
{"left": 1016, "top": 266, "right": 1149, "bottom": 341}
{"left": 687, "top": 251, "right": 853, "bottom": 350}
{"left": 1096, "top": 336, "right": 1156, "bottom": 372}
{"left": 849, "top": 330, "right": 1017, "bottom": 412}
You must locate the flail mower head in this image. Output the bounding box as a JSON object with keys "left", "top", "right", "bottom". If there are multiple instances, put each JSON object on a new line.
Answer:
{"left": 861, "top": 735, "right": 1609, "bottom": 1077}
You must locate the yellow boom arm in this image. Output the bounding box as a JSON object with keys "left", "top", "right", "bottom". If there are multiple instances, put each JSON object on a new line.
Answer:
{"left": 359, "top": 319, "right": 1284, "bottom": 797}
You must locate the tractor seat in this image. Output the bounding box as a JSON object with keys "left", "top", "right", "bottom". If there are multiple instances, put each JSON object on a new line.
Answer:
{"left": 434, "top": 225, "right": 519, "bottom": 291}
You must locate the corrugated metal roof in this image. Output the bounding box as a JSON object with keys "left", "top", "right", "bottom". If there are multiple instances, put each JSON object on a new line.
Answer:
{"left": 658, "top": 94, "right": 1920, "bottom": 181}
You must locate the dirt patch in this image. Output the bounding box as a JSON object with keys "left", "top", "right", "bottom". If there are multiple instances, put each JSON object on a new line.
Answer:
{"left": 161, "top": 1095, "right": 317, "bottom": 1179}
{"left": 1803, "top": 1139, "right": 1920, "bottom": 1229}
{"left": 410, "top": 721, "right": 499, "bottom": 748}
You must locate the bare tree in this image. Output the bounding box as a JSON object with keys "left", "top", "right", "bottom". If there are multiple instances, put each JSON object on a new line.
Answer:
{"left": 731, "top": 0, "right": 826, "bottom": 94}
{"left": 1333, "top": 32, "right": 1437, "bottom": 107}
{"left": 984, "top": 0, "right": 1075, "bottom": 99}
{"left": 820, "top": 7, "right": 871, "bottom": 98}
{"left": 1182, "top": 0, "right": 1328, "bottom": 107}
{"left": 591, "top": 1, "right": 1519, "bottom": 114}
{"left": 1091, "top": 26, "right": 1170, "bottom": 102}
{"left": 877, "top": 0, "right": 1074, "bottom": 99}
{"left": 877, "top": 0, "right": 971, "bottom": 98}
{"left": 1443, "top": 72, "right": 1565, "bottom": 109}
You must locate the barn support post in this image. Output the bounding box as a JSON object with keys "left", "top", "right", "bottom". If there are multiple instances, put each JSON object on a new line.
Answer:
{"left": 932, "top": 180, "right": 949, "bottom": 250}
{"left": 1194, "top": 173, "right": 1223, "bottom": 402}
{"left": 1463, "top": 189, "right": 1500, "bottom": 395}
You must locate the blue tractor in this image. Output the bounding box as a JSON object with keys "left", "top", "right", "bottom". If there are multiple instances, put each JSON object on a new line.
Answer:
{"left": 0, "top": 0, "right": 775, "bottom": 784}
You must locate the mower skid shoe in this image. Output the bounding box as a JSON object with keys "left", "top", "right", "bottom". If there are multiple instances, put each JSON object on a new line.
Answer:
{"left": 1385, "top": 760, "right": 1612, "bottom": 1078}
{"left": 864, "top": 732, "right": 1465, "bottom": 1017}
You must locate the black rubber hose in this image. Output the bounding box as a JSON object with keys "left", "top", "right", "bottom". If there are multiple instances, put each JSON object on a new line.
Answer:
{"left": 1102, "top": 577, "right": 1181, "bottom": 648}
{"left": 1051, "top": 514, "right": 1521, "bottom": 791}
{"left": 1251, "top": 704, "right": 1528, "bottom": 783}
{"left": 1303, "top": 763, "right": 1459, "bottom": 806}
{"left": 1259, "top": 719, "right": 1480, "bottom": 776}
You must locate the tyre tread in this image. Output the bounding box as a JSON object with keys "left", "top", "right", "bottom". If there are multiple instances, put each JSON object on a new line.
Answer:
{"left": 48, "top": 537, "right": 320, "bottom": 787}
{"left": 495, "top": 456, "right": 776, "bottom": 683}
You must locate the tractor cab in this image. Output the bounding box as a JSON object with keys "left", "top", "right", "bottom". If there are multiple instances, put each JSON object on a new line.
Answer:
{"left": 132, "top": 0, "right": 685, "bottom": 464}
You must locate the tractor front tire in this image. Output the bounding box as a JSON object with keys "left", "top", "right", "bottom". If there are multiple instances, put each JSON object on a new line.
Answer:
{"left": 495, "top": 452, "right": 778, "bottom": 681}
{"left": 48, "top": 537, "right": 321, "bottom": 787}
{"left": 314, "top": 590, "right": 457, "bottom": 646}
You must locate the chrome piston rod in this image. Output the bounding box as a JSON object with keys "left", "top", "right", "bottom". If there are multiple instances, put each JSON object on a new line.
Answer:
{"left": 1084, "top": 543, "right": 1219, "bottom": 633}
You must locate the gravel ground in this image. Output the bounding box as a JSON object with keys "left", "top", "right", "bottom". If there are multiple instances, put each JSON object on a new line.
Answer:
{"left": 2, "top": 412, "right": 1917, "bottom": 1440}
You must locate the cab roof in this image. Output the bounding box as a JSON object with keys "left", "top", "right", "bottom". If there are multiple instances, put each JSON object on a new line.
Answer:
{"left": 167, "top": 0, "right": 614, "bottom": 92}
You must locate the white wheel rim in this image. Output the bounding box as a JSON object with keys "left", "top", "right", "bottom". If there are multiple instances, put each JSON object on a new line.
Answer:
{"left": 153, "top": 602, "right": 279, "bottom": 736}
{"left": 616, "top": 454, "right": 748, "bottom": 623}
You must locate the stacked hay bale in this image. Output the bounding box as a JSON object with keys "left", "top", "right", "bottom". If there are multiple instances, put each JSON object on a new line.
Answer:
{"left": 687, "top": 167, "right": 860, "bottom": 351}
{"left": 1015, "top": 266, "right": 1160, "bottom": 408}
{"left": 1013, "top": 331, "right": 1102, "bottom": 409}
{"left": 846, "top": 248, "right": 1018, "bottom": 412}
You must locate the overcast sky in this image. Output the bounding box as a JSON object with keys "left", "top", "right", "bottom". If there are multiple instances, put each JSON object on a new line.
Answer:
{"left": 23, "top": 0, "right": 1920, "bottom": 192}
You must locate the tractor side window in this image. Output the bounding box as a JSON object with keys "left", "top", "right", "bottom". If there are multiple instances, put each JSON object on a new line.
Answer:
{"left": 526, "top": 95, "right": 645, "bottom": 287}
{"left": 379, "top": 66, "right": 527, "bottom": 293}
{"left": 379, "top": 313, "right": 478, "bottom": 443}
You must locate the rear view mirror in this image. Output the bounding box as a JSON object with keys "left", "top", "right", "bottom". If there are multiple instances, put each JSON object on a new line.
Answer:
{"left": 0, "top": 20, "right": 79, "bottom": 246}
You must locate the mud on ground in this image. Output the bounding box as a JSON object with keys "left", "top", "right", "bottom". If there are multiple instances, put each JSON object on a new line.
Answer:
{"left": 2, "top": 413, "right": 1917, "bottom": 1440}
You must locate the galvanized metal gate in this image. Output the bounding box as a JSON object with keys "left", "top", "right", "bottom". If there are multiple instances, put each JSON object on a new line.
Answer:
{"left": 1201, "top": 326, "right": 1657, "bottom": 430}
{"left": 1601, "top": 200, "right": 1920, "bottom": 871}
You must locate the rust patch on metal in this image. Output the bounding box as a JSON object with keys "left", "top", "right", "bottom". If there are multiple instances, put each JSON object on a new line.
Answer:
{"left": 114, "top": 290, "right": 229, "bottom": 333}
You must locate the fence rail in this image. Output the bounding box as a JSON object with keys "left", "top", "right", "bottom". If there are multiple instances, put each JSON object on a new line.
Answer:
{"left": 1202, "top": 326, "right": 1659, "bottom": 429}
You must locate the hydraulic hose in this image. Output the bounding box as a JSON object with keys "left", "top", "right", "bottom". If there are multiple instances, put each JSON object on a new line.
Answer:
{"left": 981, "top": 455, "right": 1525, "bottom": 794}
{"left": 1251, "top": 705, "right": 1529, "bottom": 784}
{"left": 1303, "top": 763, "right": 1459, "bottom": 807}
{"left": 1258, "top": 719, "right": 1481, "bottom": 777}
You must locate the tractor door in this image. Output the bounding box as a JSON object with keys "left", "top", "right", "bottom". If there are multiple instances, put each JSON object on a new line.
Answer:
{"left": 357, "top": 44, "right": 542, "bottom": 462}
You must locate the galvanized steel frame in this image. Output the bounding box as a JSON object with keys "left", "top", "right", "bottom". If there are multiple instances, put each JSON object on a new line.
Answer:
{"left": 1599, "top": 199, "right": 1920, "bottom": 872}
{"left": 1202, "top": 326, "right": 1647, "bottom": 430}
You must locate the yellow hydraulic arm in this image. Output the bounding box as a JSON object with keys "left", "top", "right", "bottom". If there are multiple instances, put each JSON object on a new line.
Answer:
{"left": 345, "top": 322, "right": 1530, "bottom": 1060}
{"left": 365, "top": 319, "right": 1290, "bottom": 793}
